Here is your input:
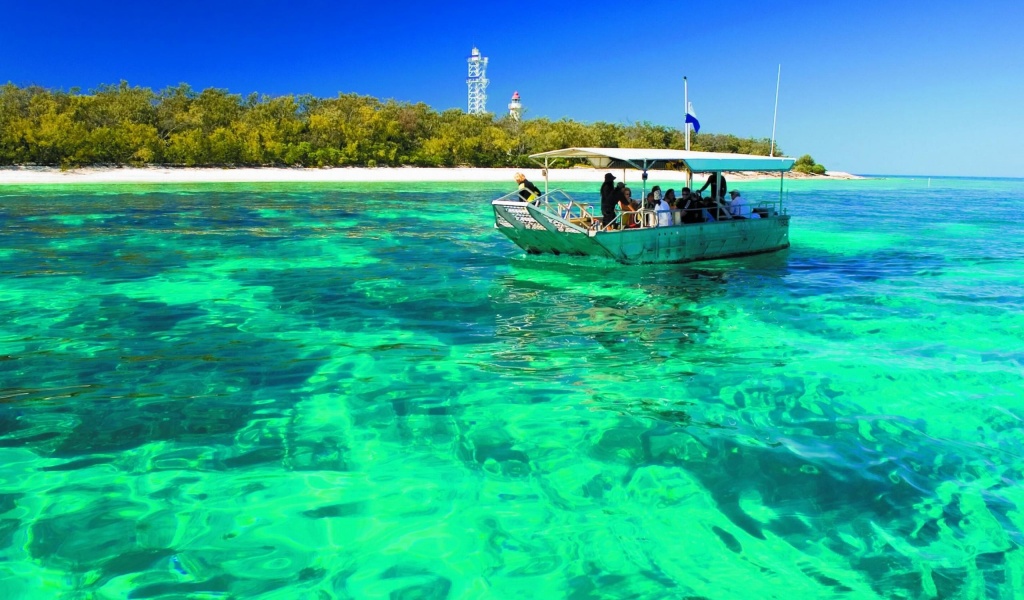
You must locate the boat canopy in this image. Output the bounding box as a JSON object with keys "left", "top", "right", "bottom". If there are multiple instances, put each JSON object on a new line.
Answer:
{"left": 529, "top": 147, "right": 795, "bottom": 173}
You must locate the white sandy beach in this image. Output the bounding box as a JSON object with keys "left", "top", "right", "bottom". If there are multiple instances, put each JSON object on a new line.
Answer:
{"left": 0, "top": 166, "right": 860, "bottom": 185}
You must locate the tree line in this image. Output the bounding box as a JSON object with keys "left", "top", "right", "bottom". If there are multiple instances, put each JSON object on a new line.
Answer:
{"left": 0, "top": 82, "right": 808, "bottom": 169}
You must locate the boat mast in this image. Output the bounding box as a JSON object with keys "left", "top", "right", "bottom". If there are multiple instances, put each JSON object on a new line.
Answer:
{"left": 770, "top": 64, "right": 781, "bottom": 157}
{"left": 684, "top": 77, "right": 693, "bottom": 189}
{"left": 779, "top": 171, "right": 784, "bottom": 213}
{"left": 684, "top": 76, "right": 690, "bottom": 152}
{"left": 771, "top": 64, "right": 783, "bottom": 211}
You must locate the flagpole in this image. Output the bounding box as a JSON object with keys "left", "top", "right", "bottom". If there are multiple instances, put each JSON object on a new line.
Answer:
{"left": 770, "top": 64, "right": 781, "bottom": 157}
{"left": 684, "top": 76, "right": 690, "bottom": 151}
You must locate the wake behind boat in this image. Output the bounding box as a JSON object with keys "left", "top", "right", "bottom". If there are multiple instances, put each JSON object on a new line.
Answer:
{"left": 492, "top": 147, "right": 796, "bottom": 265}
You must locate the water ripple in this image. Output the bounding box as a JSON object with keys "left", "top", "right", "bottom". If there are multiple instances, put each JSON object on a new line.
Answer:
{"left": 0, "top": 180, "right": 1022, "bottom": 598}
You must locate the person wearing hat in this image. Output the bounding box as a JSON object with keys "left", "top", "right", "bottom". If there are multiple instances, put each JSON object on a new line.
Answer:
{"left": 513, "top": 172, "right": 541, "bottom": 202}
{"left": 645, "top": 185, "right": 662, "bottom": 210}
{"left": 728, "top": 189, "right": 758, "bottom": 219}
{"left": 600, "top": 172, "right": 618, "bottom": 227}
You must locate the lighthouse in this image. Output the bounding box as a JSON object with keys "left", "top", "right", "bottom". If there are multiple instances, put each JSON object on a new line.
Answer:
{"left": 508, "top": 91, "right": 522, "bottom": 121}
{"left": 466, "top": 47, "right": 489, "bottom": 114}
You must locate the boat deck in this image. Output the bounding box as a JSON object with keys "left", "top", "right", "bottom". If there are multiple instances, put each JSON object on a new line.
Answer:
{"left": 492, "top": 190, "right": 790, "bottom": 264}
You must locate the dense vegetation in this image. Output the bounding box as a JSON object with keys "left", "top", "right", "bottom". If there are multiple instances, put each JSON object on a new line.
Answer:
{"left": 792, "top": 154, "right": 827, "bottom": 175}
{"left": 0, "top": 82, "right": 817, "bottom": 170}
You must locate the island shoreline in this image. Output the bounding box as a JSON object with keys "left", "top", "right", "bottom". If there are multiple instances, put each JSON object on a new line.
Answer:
{"left": 0, "top": 166, "right": 862, "bottom": 186}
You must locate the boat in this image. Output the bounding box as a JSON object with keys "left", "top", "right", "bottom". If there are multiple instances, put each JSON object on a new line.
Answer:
{"left": 491, "top": 147, "right": 796, "bottom": 265}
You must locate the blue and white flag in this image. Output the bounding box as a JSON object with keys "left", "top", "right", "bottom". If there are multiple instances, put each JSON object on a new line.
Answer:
{"left": 685, "top": 102, "right": 700, "bottom": 133}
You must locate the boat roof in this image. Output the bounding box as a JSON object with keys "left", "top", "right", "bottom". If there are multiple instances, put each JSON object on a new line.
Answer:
{"left": 529, "top": 147, "right": 795, "bottom": 172}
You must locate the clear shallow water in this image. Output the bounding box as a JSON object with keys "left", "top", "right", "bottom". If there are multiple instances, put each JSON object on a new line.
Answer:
{"left": 0, "top": 177, "right": 1022, "bottom": 599}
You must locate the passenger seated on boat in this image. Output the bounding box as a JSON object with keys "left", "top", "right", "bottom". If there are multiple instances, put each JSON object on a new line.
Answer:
{"left": 656, "top": 189, "right": 673, "bottom": 227}
{"left": 728, "top": 189, "right": 759, "bottom": 219}
{"left": 514, "top": 172, "right": 542, "bottom": 202}
{"left": 693, "top": 193, "right": 725, "bottom": 222}
{"left": 698, "top": 190, "right": 731, "bottom": 221}
{"left": 645, "top": 186, "right": 662, "bottom": 210}
{"left": 624, "top": 187, "right": 639, "bottom": 210}
{"left": 667, "top": 189, "right": 685, "bottom": 225}
{"left": 610, "top": 182, "right": 630, "bottom": 228}
{"left": 619, "top": 186, "right": 640, "bottom": 228}
{"left": 678, "top": 188, "right": 703, "bottom": 224}
{"left": 713, "top": 196, "right": 734, "bottom": 220}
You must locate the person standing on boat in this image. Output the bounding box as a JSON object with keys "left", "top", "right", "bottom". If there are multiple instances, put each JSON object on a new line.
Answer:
{"left": 600, "top": 173, "right": 617, "bottom": 227}
{"left": 698, "top": 172, "right": 727, "bottom": 201}
{"left": 514, "top": 172, "right": 541, "bottom": 202}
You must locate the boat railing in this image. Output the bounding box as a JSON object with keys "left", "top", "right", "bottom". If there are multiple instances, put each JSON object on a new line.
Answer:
{"left": 752, "top": 200, "right": 784, "bottom": 218}
{"left": 532, "top": 189, "right": 599, "bottom": 229}
{"left": 496, "top": 189, "right": 785, "bottom": 231}
{"left": 494, "top": 190, "right": 529, "bottom": 203}
{"left": 495, "top": 189, "right": 600, "bottom": 230}
{"left": 600, "top": 210, "right": 655, "bottom": 231}
{"left": 596, "top": 199, "right": 785, "bottom": 231}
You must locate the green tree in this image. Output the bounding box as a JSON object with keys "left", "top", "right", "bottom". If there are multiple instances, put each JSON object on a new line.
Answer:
{"left": 155, "top": 83, "right": 197, "bottom": 142}
{"left": 77, "top": 82, "right": 160, "bottom": 164}
{"left": 0, "top": 84, "right": 38, "bottom": 164}
{"left": 0, "top": 82, "right": 813, "bottom": 169}
{"left": 20, "top": 89, "right": 89, "bottom": 167}
{"left": 235, "top": 94, "right": 305, "bottom": 165}
{"left": 618, "top": 121, "right": 676, "bottom": 148}
{"left": 793, "top": 154, "right": 827, "bottom": 174}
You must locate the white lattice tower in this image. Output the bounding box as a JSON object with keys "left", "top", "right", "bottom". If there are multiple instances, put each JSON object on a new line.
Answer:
{"left": 466, "top": 47, "right": 489, "bottom": 114}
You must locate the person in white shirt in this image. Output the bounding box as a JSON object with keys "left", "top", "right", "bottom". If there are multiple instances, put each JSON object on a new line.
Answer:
{"left": 728, "top": 190, "right": 759, "bottom": 219}
{"left": 657, "top": 189, "right": 674, "bottom": 226}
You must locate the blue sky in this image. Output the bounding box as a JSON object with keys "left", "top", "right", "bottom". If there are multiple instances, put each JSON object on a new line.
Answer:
{"left": 3, "top": 0, "right": 1022, "bottom": 176}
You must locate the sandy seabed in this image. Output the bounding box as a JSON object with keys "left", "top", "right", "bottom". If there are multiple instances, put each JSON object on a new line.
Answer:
{"left": 0, "top": 166, "right": 860, "bottom": 186}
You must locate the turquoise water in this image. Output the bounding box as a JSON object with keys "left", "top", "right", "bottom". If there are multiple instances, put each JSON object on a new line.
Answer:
{"left": 1, "top": 177, "right": 1023, "bottom": 599}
